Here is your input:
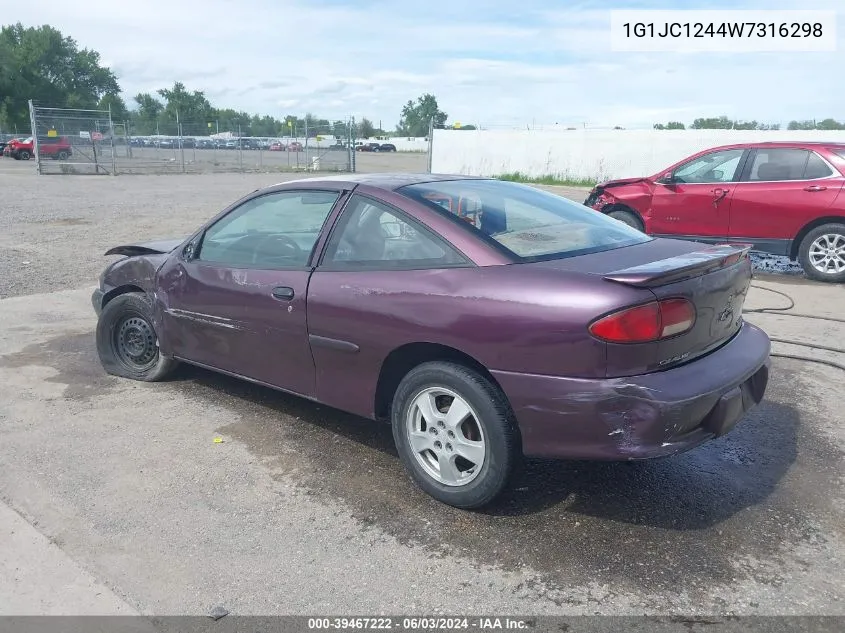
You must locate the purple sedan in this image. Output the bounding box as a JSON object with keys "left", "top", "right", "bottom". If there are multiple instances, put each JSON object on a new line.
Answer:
{"left": 92, "top": 174, "right": 770, "bottom": 508}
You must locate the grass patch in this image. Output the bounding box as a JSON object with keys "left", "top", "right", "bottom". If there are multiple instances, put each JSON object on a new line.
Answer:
{"left": 496, "top": 172, "right": 596, "bottom": 188}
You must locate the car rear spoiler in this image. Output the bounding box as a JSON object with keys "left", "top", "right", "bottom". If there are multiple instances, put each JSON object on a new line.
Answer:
{"left": 603, "top": 243, "right": 752, "bottom": 288}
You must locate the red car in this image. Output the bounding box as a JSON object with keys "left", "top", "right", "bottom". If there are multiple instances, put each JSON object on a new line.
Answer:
{"left": 585, "top": 142, "right": 845, "bottom": 282}
{"left": 3, "top": 135, "right": 73, "bottom": 161}
{"left": 268, "top": 142, "right": 286, "bottom": 151}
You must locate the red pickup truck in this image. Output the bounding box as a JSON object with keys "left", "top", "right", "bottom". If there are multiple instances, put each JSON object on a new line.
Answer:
{"left": 3, "top": 135, "right": 73, "bottom": 160}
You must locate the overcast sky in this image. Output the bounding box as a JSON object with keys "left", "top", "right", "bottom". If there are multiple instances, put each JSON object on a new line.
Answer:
{"left": 5, "top": 0, "right": 843, "bottom": 128}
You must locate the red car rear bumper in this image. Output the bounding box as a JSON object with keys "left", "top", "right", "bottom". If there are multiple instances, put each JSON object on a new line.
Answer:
{"left": 491, "top": 321, "right": 771, "bottom": 460}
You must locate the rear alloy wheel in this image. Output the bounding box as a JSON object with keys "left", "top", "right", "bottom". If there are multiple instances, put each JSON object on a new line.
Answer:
{"left": 606, "top": 207, "right": 644, "bottom": 232}
{"left": 392, "top": 362, "right": 519, "bottom": 509}
{"left": 18, "top": 150, "right": 31, "bottom": 160}
{"left": 798, "top": 224, "right": 845, "bottom": 283}
{"left": 57, "top": 150, "right": 69, "bottom": 161}
{"left": 96, "top": 292, "right": 178, "bottom": 381}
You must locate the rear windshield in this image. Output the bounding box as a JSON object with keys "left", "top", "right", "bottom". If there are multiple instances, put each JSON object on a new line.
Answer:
{"left": 398, "top": 179, "right": 651, "bottom": 261}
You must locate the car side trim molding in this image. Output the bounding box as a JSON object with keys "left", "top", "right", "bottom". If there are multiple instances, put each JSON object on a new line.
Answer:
{"left": 308, "top": 334, "right": 360, "bottom": 353}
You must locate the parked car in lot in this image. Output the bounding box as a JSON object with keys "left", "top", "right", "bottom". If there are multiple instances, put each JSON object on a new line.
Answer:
{"left": 91, "top": 174, "right": 770, "bottom": 509}
{"left": 357, "top": 142, "right": 381, "bottom": 152}
{"left": 3, "top": 135, "right": 73, "bottom": 160}
{"left": 584, "top": 142, "right": 845, "bottom": 282}
{"left": 269, "top": 142, "right": 286, "bottom": 151}
{"left": 379, "top": 143, "right": 397, "bottom": 152}
{"left": 287, "top": 141, "right": 303, "bottom": 152}
{"left": 0, "top": 134, "right": 21, "bottom": 155}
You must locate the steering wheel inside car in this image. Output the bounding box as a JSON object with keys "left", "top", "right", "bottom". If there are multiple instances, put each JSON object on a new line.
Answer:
{"left": 251, "top": 234, "right": 304, "bottom": 265}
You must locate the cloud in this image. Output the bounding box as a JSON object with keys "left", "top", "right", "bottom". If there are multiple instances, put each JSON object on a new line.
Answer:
{"left": 4, "top": 0, "right": 844, "bottom": 128}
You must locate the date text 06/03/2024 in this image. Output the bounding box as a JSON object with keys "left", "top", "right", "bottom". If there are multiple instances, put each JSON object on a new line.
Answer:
{"left": 307, "top": 617, "right": 532, "bottom": 630}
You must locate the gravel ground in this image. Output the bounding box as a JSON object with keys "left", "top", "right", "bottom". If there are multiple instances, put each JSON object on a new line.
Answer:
{"left": 0, "top": 152, "right": 426, "bottom": 299}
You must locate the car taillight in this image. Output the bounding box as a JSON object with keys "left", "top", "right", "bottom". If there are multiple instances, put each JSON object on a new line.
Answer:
{"left": 589, "top": 298, "right": 695, "bottom": 343}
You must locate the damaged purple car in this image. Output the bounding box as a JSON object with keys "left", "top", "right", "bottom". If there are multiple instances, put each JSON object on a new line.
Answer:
{"left": 92, "top": 174, "right": 770, "bottom": 508}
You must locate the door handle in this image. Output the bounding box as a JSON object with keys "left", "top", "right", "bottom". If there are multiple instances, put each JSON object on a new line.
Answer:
{"left": 712, "top": 188, "right": 729, "bottom": 207}
{"left": 271, "top": 286, "right": 295, "bottom": 301}
{"left": 804, "top": 185, "right": 827, "bottom": 192}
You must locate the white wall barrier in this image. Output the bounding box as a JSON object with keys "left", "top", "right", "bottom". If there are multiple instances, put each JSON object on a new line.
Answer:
{"left": 430, "top": 129, "right": 845, "bottom": 181}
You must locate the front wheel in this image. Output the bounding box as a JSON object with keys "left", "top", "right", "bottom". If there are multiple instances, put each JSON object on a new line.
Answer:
{"left": 391, "top": 362, "right": 519, "bottom": 509}
{"left": 606, "top": 207, "right": 644, "bottom": 232}
{"left": 96, "top": 292, "right": 178, "bottom": 381}
{"left": 798, "top": 223, "right": 845, "bottom": 283}
{"left": 18, "top": 150, "right": 31, "bottom": 160}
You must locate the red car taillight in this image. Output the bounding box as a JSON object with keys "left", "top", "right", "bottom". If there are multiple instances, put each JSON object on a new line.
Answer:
{"left": 589, "top": 298, "right": 695, "bottom": 343}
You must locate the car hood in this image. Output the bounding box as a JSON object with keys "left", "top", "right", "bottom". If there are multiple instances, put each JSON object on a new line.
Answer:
{"left": 104, "top": 238, "right": 185, "bottom": 257}
{"left": 593, "top": 177, "right": 651, "bottom": 190}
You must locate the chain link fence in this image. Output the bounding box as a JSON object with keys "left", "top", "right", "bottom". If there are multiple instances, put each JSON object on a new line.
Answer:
{"left": 27, "top": 102, "right": 355, "bottom": 175}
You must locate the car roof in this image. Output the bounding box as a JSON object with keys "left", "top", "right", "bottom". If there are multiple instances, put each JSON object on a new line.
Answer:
{"left": 699, "top": 141, "right": 845, "bottom": 152}
{"left": 273, "top": 172, "right": 488, "bottom": 191}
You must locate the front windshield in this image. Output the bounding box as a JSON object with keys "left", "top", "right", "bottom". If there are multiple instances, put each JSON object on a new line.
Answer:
{"left": 398, "top": 179, "right": 650, "bottom": 261}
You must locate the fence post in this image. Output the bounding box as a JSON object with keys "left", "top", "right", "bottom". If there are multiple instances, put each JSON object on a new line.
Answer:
{"left": 177, "top": 109, "right": 185, "bottom": 173}
{"left": 238, "top": 124, "right": 243, "bottom": 171}
{"left": 28, "top": 100, "right": 41, "bottom": 175}
{"left": 426, "top": 117, "right": 434, "bottom": 173}
{"left": 126, "top": 121, "right": 133, "bottom": 159}
{"left": 350, "top": 116, "right": 356, "bottom": 173}
{"left": 108, "top": 105, "right": 117, "bottom": 175}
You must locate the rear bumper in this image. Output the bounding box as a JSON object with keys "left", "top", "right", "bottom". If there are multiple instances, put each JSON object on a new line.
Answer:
{"left": 492, "top": 321, "right": 771, "bottom": 460}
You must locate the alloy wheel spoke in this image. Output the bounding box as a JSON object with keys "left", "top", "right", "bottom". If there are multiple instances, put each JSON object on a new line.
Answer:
{"left": 444, "top": 397, "right": 471, "bottom": 430}
{"left": 452, "top": 437, "right": 485, "bottom": 465}
{"left": 415, "top": 392, "right": 442, "bottom": 426}
{"left": 437, "top": 452, "right": 461, "bottom": 484}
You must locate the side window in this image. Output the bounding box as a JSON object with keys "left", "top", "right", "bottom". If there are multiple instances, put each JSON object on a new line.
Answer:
{"left": 746, "top": 149, "right": 810, "bottom": 181}
{"left": 672, "top": 149, "right": 745, "bottom": 184}
{"left": 323, "top": 196, "right": 467, "bottom": 269}
{"left": 804, "top": 152, "right": 834, "bottom": 179}
{"left": 198, "top": 190, "right": 338, "bottom": 268}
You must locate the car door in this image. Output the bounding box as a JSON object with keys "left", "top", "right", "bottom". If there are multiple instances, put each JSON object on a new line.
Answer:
{"left": 728, "top": 148, "right": 844, "bottom": 254}
{"left": 156, "top": 188, "right": 344, "bottom": 397}
{"left": 649, "top": 147, "right": 749, "bottom": 241}
{"left": 306, "top": 193, "right": 472, "bottom": 418}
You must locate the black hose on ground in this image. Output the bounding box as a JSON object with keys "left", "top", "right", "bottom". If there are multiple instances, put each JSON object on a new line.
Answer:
{"left": 742, "top": 284, "right": 845, "bottom": 371}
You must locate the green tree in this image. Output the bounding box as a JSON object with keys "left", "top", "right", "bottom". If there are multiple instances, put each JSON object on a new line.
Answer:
{"left": 98, "top": 93, "right": 129, "bottom": 122}
{"left": 156, "top": 81, "right": 213, "bottom": 124}
{"left": 0, "top": 23, "right": 120, "bottom": 131}
{"left": 817, "top": 118, "right": 845, "bottom": 130}
{"left": 358, "top": 117, "right": 375, "bottom": 138}
{"left": 788, "top": 120, "right": 815, "bottom": 130}
{"left": 691, "top": 116, "right": 734, "bottom": 129}
{"left": 397, "top": 93, "right": 447, "bottom": 137}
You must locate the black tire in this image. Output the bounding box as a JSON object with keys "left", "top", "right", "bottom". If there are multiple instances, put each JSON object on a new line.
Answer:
{"left": 797, "top": 223, "right": 845, "bottom": 283}
{"left": 19, "top": 150, "right": 31, "bottom": 160}
{"left": 96, "top": 292, "right": 178, "bottom": 381}
{"left": 57, "top": 150, "right": 69, "bottom": 161}
{"left": 391, "top": 361, "right": 520, "bottom": 509}
{"left": 606, "top": 207, "right": 644, "bottom": 232}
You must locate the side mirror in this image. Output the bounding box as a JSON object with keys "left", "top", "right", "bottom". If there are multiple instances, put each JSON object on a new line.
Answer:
{"left": 657, "top": 171, "right": 675, "bottom": 184}
{"left": 182, "top": 241, "right": 196, "bottom": 261}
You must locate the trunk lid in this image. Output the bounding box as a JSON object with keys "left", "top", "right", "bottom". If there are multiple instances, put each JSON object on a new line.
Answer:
{"left": 531, "top": 239, "right": 753, "bottom": 377}
{"left": 602, "top": 243, "right": 752, "bottom": 376}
